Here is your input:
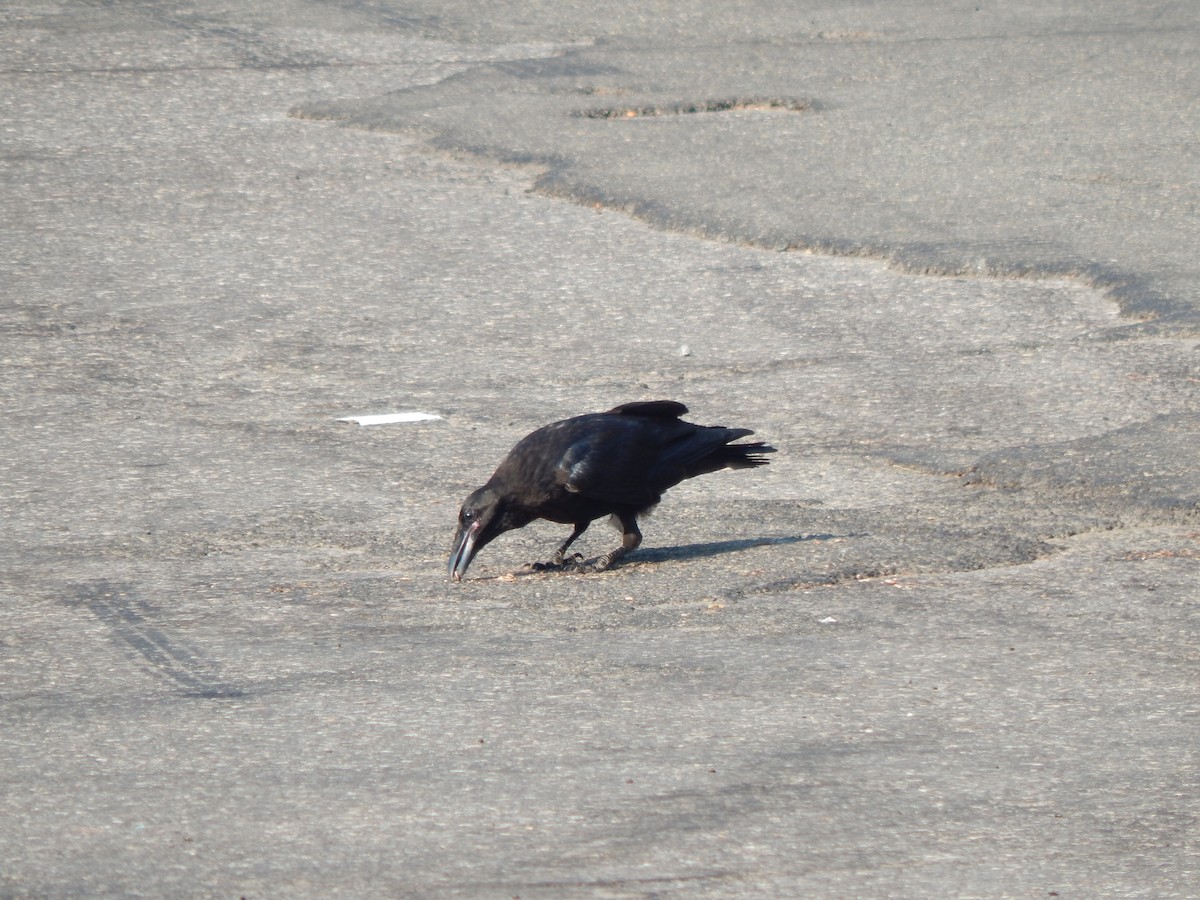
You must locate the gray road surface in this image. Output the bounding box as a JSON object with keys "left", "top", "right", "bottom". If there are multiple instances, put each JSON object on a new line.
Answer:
{"left": 2, "top": 2, "right": 1197, "bottom": 897}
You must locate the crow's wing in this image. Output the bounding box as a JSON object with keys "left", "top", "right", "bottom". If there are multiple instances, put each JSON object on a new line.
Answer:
{"left": 605, "top": 400, "right": 688, "bottom": 419}
{"left": 556, "top": 418, "right": 752, "bottom": 507}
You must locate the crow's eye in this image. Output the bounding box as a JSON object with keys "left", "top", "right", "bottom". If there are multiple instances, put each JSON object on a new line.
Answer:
{"left": 463, "top": 509, "right": 474, "bottom": 521}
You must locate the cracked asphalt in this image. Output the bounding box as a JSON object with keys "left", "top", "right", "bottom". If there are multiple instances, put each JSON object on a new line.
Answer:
{"left": 2, "top": 2, "right": 1197, "bottom": 896}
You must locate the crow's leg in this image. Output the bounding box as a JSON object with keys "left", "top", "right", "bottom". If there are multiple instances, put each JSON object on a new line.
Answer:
{"left": 528, "top": 522, "right": 589, "bottom": 571}
{"left": 551, "top": 522, "right": 589, "bottom": 565}
{"left": 589, "top": 514, "right": 642, "bottom": 572}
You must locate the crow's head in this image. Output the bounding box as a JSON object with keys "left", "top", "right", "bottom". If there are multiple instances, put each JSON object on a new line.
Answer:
{"left": 448, "top": 485, "right": 528, "bottom": 581}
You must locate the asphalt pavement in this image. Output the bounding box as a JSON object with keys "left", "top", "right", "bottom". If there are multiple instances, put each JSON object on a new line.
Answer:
{"left": 2, "top": 2, "right": 1197, "bottom": 897}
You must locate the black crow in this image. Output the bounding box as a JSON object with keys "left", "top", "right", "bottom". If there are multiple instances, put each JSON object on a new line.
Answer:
{"left": 449, "top": 400, "right": 775, "bottom": 581}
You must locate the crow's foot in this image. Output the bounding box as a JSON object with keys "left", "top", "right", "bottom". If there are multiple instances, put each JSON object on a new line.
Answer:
{"left": 558, "top": 549, "right": 627, "bottom": 574}
{"left": 583, "top": 551, "right": 619, "bottom": 573}
{"left": 525, "top": 551, "right": 585, "bottom": 573}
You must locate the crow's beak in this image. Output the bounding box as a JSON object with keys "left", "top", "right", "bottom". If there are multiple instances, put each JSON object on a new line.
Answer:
{"left": 448, "top": 518, "right": 482, "bottom": 582}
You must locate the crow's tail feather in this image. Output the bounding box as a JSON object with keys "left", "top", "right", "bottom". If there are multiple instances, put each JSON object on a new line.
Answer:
{"left": 722, "top": 441, "right": 776, "bottom": 469}
{"left": 683, "top": 439, "right": 775, "bottom": 478}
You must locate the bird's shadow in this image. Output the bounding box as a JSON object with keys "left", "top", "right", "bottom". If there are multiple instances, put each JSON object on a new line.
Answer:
{"left": 485, "top": 533, "right": 846, "bottom": 581}
{"left": 631, "top": 532, "right": 842, "bottom": 564}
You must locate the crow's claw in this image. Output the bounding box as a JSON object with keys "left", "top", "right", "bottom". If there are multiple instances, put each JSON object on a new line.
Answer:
{"left": 525, "top": 552, "right": 585, "bottom": 573}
